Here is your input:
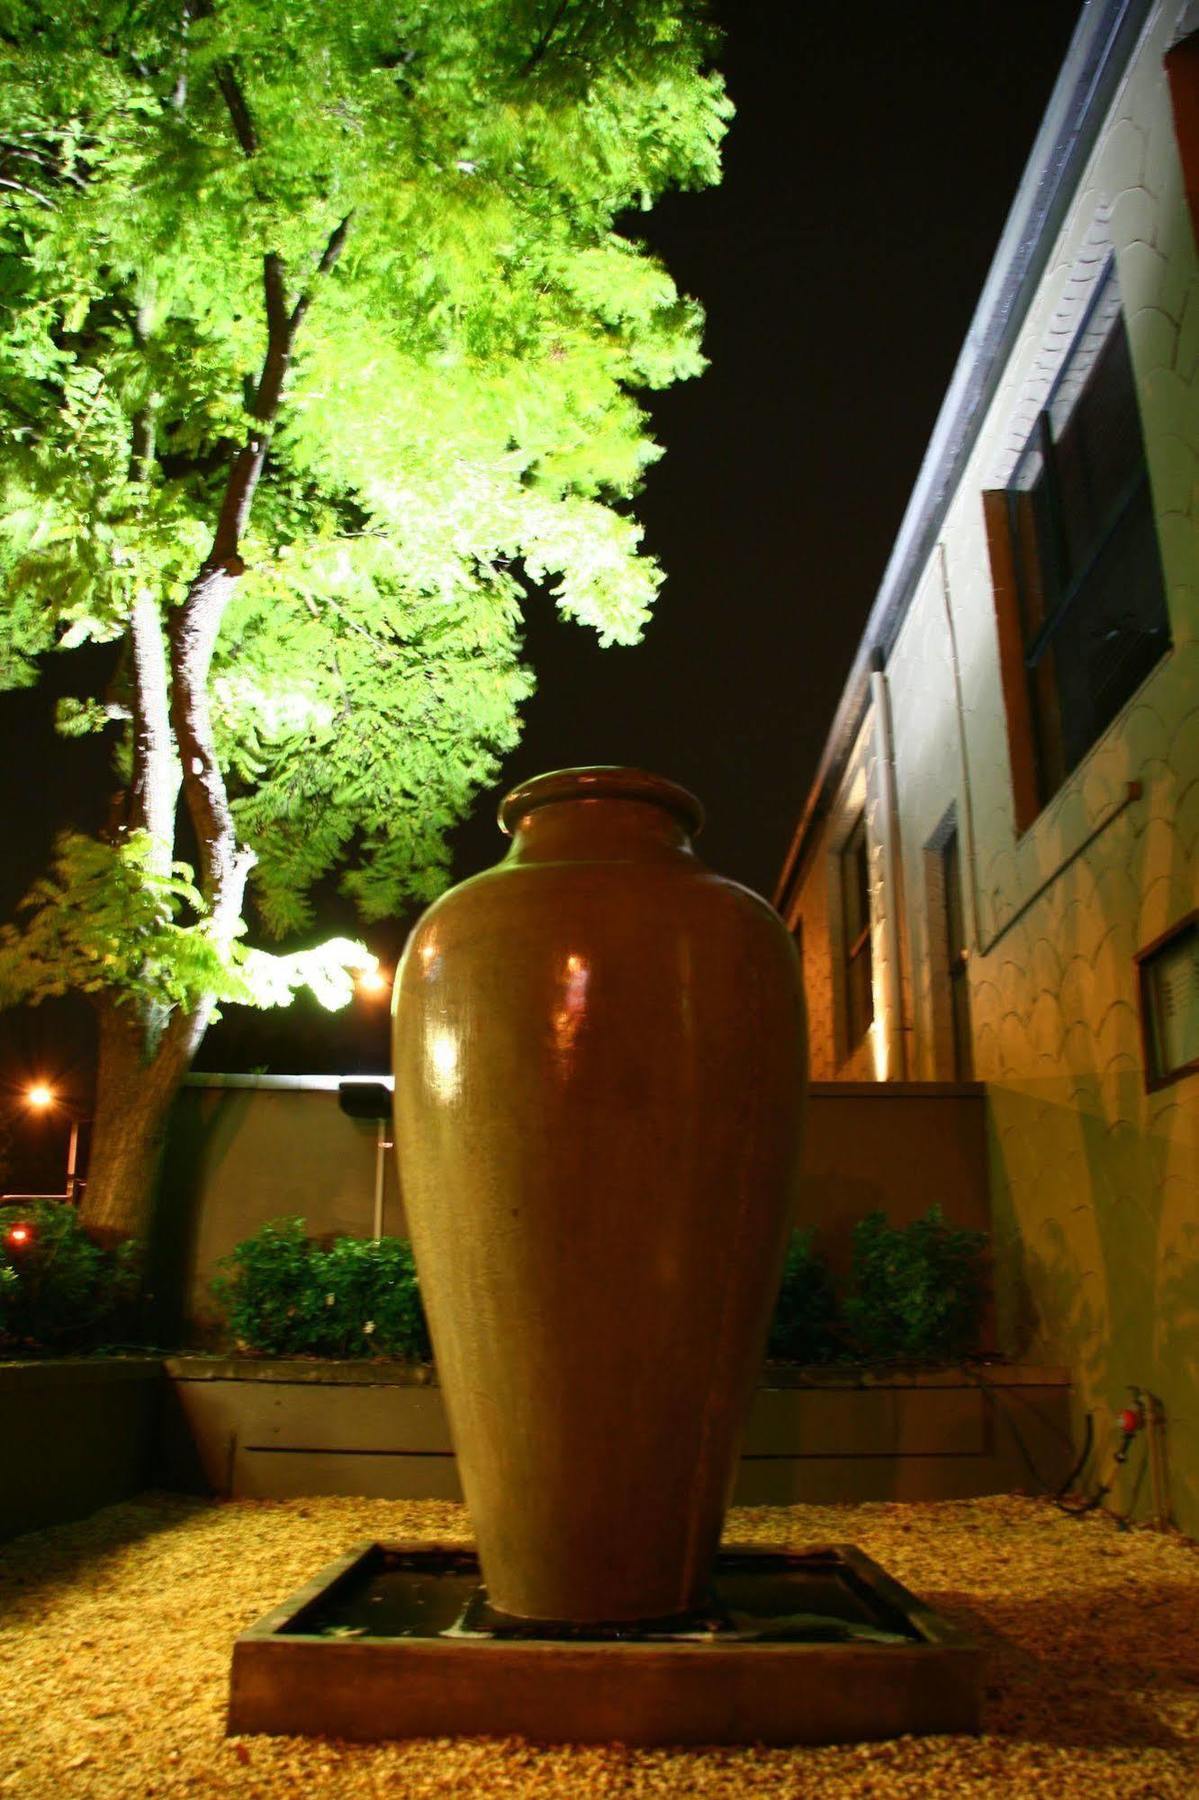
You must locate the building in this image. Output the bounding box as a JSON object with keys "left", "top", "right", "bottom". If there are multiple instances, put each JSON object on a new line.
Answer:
{"left": 776, "top": 0, "right": 1199, "bottom": 1533}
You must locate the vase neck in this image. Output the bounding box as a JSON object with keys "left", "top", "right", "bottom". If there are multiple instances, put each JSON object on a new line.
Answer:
{"left": 506, "top": 797, "right": 697, "bottom": 865}
{"left": 498, "top": 769, "right": 704, "bottom": 867}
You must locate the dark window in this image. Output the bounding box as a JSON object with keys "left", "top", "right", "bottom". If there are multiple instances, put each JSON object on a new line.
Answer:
{"left": 842, "top": 814, "right": 873, "bottom": 1051}
{"left": 1136, "top": 913, "right": 1199, "bottom": 1091}
{"left": 999, "top": 267, "right": 1171, "bottom": 812}
{"left": 942, "top": 830, "right": 972, "bottom": 1081}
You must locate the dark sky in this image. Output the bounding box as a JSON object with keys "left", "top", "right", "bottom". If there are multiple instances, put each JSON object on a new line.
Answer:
{"left": 1, "top": 0, "right": 1085, "bottom": 1129}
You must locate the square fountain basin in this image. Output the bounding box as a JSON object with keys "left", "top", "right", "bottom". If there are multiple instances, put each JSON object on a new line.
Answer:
{"left": 229, "top": 1539, "right": 980, "bottom": 1746}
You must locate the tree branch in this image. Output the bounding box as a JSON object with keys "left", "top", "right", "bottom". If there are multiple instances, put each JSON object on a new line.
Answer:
{"left": 129, "top": 591, "right": 179, "bottom": 875}
{"left": 289, "top": 214, "right": 352, "bottom": 334}
{"left": 209, "top": 219, "right": 351, "bottom": 564}
{"left": 170, "top": 2, "right": 192, "bottom": 112}
{"left": 522, "top": 0, "right": 572, "bottom": 75}
{"left": 0, "top": 174, "right": 53, "bottom": 208}
{"left": 216, "top": 60, "right": 258, "bottom": 156}
{"left": 169, "top": 213, "right": 349, "bottom": 911}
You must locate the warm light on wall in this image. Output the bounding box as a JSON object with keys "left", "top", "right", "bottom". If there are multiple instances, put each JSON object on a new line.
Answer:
{"left": 870, "top": 1016, "right": 890, "bottom": 1083}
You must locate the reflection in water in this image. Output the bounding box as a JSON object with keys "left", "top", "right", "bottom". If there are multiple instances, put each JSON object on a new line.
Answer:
{"left": 427, "top": 1026, "right": 460, "bottom": 1102}
{"left": 553, "top": 953, "right": 591, "bottom": 1069}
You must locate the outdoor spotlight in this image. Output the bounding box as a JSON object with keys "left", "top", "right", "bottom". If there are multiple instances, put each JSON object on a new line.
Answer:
{"left": 25, "top": 1083, "right": 54, "bottom": 1110}
{"left": 5, "top": 1223, "right": 34, "bottom": 1249}
{"left": 356, "top": 967, "right": 391, "bottom": 998}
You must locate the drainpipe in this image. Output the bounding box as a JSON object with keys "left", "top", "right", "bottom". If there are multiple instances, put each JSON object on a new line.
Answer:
{"left": 869, "top": 654, "right": 909, "bottom": 1080}
{"left": 937, "top": 545, "right": 984, "bottom": 950}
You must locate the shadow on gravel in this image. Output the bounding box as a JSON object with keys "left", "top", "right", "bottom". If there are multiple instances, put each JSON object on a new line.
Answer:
{"left": 0, "top": 1490, "right": 213, "bottom": 1610}
{"left": 927, "top": 1583, "right": 1196, "bottom": 1750}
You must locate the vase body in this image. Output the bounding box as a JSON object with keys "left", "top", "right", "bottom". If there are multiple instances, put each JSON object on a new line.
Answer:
{"left": 392, "top": 768, "right": 807, "bottom": 1622}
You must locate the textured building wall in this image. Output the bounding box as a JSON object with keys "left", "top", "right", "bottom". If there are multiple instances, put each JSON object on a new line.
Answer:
{"left": 786, "top": 3, "right": 1199, "bottom": 1532}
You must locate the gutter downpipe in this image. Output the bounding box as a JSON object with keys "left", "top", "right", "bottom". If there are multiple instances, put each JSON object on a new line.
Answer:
{"left": 869, "top": 657, "right": 909, "bottom": 1080}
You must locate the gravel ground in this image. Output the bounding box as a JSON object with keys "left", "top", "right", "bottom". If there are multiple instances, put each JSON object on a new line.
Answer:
{"left": 1, "top": 1492, "right": 1197, "bottom": 1798}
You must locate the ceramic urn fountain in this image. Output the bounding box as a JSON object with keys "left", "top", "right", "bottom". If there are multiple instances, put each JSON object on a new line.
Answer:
{"left": 392, "top": 766, "right": 807, "bottom": 1623}
{"left": 229, "top": 767, "right": 980, "bottom": 1747}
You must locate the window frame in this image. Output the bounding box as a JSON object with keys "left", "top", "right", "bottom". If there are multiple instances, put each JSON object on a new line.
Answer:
{"left": 984, "top": 264, "right": 1171, "bottom": 832}
{"left": 1135, "top": 910, "right": 1199, "bottom": 1093}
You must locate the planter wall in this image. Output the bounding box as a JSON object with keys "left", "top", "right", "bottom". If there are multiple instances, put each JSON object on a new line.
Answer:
{"left": 0, "top": 1358, "right": 163, "bottom": 1541}
{"left": 163, "top": 1358, "right": 1074, "bottom": 1507}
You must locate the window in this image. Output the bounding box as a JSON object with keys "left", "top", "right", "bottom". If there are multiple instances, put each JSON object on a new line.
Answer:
{"left": 841, "top": 813, "right": 873, "bottom": 1051}
{"left": 985, "top": 265, "right": 1171, "bottom": 828}
{"left": 1136, "top": 913, "right": 1199, "bottom": 1091}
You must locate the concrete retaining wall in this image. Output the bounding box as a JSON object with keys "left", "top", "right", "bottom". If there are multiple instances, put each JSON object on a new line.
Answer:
{"left": 0, "top": 1358, "right": 162, "bottom": 1541}
{"left": 163, "top": 1357, "right": 1074, "bottom": 1508}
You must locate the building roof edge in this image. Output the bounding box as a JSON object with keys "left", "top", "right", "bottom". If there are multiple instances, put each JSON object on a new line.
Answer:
{"left": 772, "top": 0, "right": 1157, "bottom": 911}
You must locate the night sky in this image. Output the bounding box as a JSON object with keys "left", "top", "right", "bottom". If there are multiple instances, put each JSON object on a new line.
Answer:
{"left": 0, "top": 0, "right": 1084, "bottom": 1161}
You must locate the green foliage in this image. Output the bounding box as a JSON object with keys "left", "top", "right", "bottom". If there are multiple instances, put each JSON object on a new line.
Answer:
{"left": 843, "top": 1206, "right": 988, "bottom": 1364}
{"left": 0, "top": 831, "right": 376, "bottom": 1016}
{"left": 766, "top": 1228, "right": 840, "bottom": 1364}
{"left": 212, "top": 1217, "right": 431, "bottom": 1360}
{"left": 0, "top": 0, "right": 729, "bottom": 940}
{"left": 0, "top": 1199, "right": 140, "bottom": 1352}
{"left": 212, "top": 1209, "right": 986, "bottom": 1369}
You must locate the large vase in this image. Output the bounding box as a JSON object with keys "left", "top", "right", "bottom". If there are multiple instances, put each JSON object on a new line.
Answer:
{"left": 392, "top": 767, "right": 807, "bottom": 1622}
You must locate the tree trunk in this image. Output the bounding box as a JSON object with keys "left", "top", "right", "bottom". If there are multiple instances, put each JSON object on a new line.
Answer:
{"left": 80, "top": 1002, "right": 161, "bottom": 1245}
{"left": 79, "top": 997, "right": 200, "bottom": 1245}
{"left": 75, "top": 98, "right": 350, "bottom": 1246}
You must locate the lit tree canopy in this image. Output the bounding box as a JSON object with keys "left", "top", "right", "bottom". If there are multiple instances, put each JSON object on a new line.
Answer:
{"left": 0, "top": 0, "right": 729, "bottom": 1237}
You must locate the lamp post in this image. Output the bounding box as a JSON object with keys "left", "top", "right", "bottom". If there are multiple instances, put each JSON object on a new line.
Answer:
{"left": 351, "top": 965, "right": 394, "bottom": 1238}
{"left": 14, "top": 1084, "right": 84, "bottom": 1204}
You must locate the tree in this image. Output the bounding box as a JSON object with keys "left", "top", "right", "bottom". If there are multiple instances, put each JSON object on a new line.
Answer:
{"left": 0, "top": 2, "right": 729, "bottom": 1241}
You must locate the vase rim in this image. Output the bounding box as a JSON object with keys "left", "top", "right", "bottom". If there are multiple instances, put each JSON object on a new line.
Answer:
{"left": 498, "top": 766, "right": 705, "bottom": 838}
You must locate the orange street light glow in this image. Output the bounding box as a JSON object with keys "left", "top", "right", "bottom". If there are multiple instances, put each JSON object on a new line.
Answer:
{"left": 357, "top": 967, "right": 390, "bottom": 997}
{"left": 25, "top": 1083, "right": 54, "bottom": 1109}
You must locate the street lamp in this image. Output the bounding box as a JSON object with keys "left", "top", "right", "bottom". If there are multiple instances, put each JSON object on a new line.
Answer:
{"left": 14, "top": 1083, "right": 84, "bottom": 1204}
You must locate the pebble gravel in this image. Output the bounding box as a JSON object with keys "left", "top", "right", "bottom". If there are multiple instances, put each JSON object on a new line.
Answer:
{"left": 1, "top": 1492, "right": 1197, "bottom": 1798}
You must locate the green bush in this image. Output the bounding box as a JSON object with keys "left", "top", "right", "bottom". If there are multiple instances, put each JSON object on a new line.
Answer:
{"left": 212, "top": 1218, "right": 431, "bottom": 1360}
{"left": 211, "top": 1210, "right": 987, "bottom": 1369}
{"left": 767, "top": 1228, "right": 840, "bottom": 1363}
{"left": 843, "top": 1205, "right": 987, "bottom": 1363}
{"left": 0, "top": 1200, "right": 139, "bottom": 1353}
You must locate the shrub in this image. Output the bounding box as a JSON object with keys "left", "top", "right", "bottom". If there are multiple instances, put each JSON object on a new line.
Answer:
{"left": 843, "top": 1205, "right": 987, "bottom": 1363}
{"left": 212, "top": 1218, "right": 431, "bottom": 1361}
{"left": 766, "top": 1228, "right": 840, "bottom": 1363}
{"left": 0, "top": 1199, "right": 139, "bottom": 1353}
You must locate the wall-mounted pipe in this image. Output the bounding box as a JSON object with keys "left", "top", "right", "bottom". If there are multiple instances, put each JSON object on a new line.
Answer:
{"left": 869, "top": 663, "right": 910, "bottom": 1080}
